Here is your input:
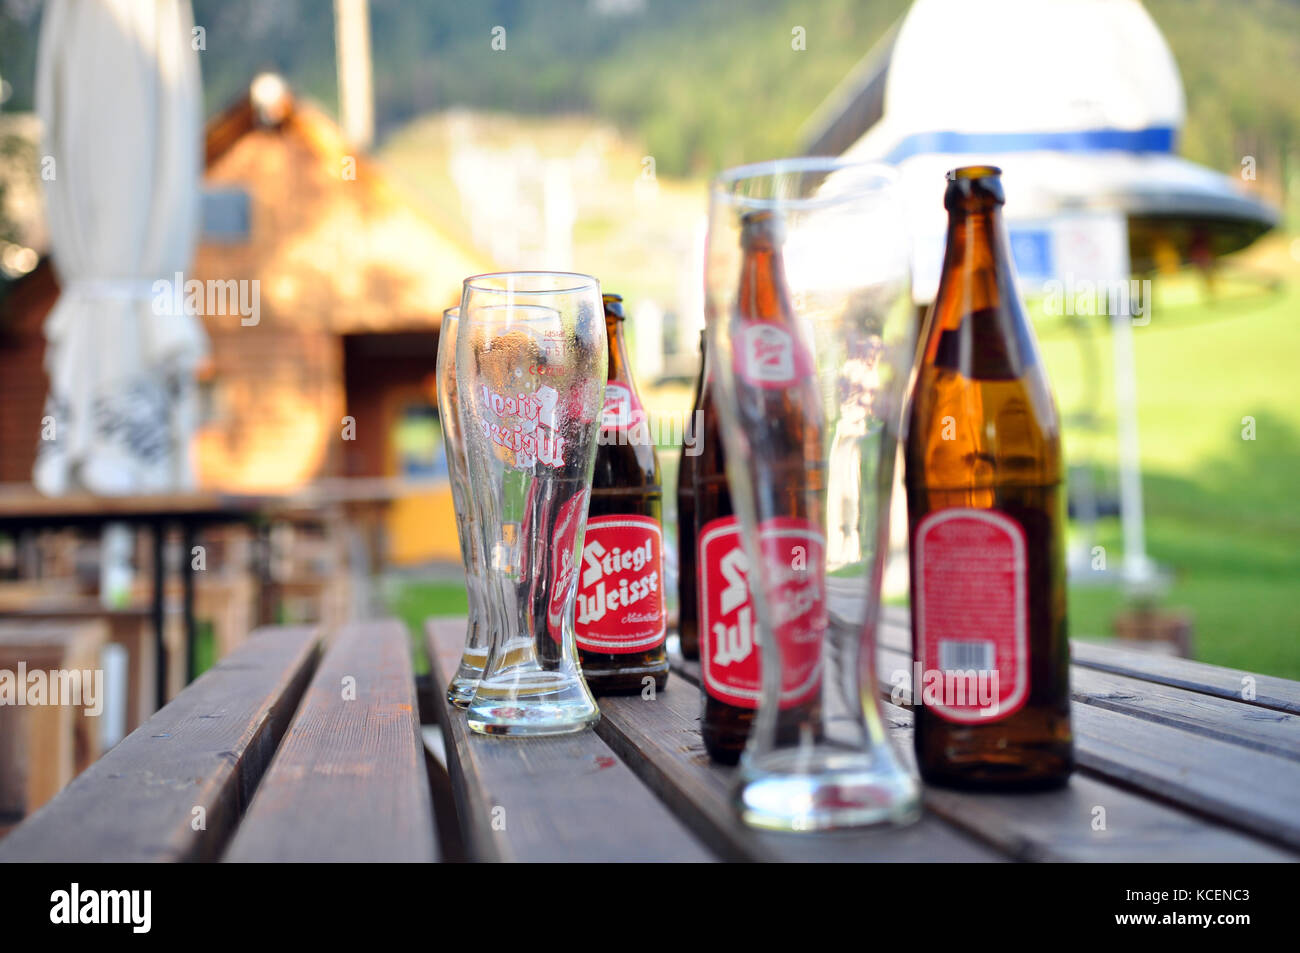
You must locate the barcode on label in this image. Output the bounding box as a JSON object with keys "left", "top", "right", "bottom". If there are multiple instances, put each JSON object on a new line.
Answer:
{"left": 939, "top": 640, "right": 995, "bottom": 672}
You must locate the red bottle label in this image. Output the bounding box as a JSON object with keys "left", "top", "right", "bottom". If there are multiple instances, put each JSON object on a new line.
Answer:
{"left": 915, "top": 508, "right": 1029, "bottom": 723}
{"left": 600, "top": 383, "right": 644, "bottom": 432}
{"left": 545, "top": 489, "right": 589, "bottom": 643}
{"left": 733, "top": 323, "right": 812, "bottom": 390}
{"left": 699, "top": 515, "right": 824, "bottom": 709}
{"left": 574, "top": 514, "right": 666, "bottom": 653}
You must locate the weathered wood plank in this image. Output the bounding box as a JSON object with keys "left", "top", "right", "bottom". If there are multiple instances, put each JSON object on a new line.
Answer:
{"left": 676, "top": 638, "right": 1295, "bottom": 860}
{"left": 1071, "top": 639, "right": 1300, "bottom": 716}
{"left": 882, "top": 604, "right": 1300, "bottom": 718}
{"left": 596, "top": 680, "right": 1002, "bottom": 861}
{"left": 0, "top": 626, "right": 319, "bottom": 862}
{"left": 872, "top": 635, "right": 1300, "bottom": 853}
{"left": 888, "top": 704, "right": 1294, "bottom": 861}
{"left": 1069, "top": 703, "right": 1300, "bottom": 852}
{"left": 881, "top": 605, "right": 1300, "bottom": 759}
{"left": 224, "top": 619, "right": 436, "bottom": 862}
{"left": 427, "top": 618, "right": 714, "bottom": 862}
{"left": 1071, "top": 665, "right": 1300, "bottom": 761}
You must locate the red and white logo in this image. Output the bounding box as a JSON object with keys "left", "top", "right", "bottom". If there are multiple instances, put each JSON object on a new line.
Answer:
{"left": 600, "top": 383, "right": 640, "bottom": 431}
{"left": 758, "top": 517, "right": 825, "bottom": 708}
{"left": 478, "top": 382, "right": 566, "bottom": 468}
{"left": 545, "top": 489, "right": 589, "bottom": 643}
{"left": 736, "top": 323, "right": 798, "bottom": 388}
{"left": 699, "top": 515, "right": 824, "bottom": 709}
{"left": 699, "top": 516, "right": 758, "bottom": 708}
{"left": 915, "top": 508, "right": 1029, "bottom": 723}
{"left": 575, "top": 514, "right": 666, "bottom": 653}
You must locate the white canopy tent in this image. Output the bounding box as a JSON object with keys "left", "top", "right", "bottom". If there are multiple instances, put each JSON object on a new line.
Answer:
{"left": 34, "top": 0, "right": 207, "bottom": 497}
{"left": 808, "top": 0, "right": 1278, "bottom": 587}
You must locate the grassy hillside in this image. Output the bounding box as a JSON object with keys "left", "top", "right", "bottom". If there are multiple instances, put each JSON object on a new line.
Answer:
{"left": 1036, "top": 233, "right": 1300, "bottom": 677}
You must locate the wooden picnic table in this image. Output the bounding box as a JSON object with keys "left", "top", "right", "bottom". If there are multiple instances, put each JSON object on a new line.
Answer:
{"left": 0, "top": 485, "right": 271, "bottom": 711}
{"left": 1, "top": 609, "right": 1296, "bottom": 862}
{"left": 423, "top": 609, "right": 1300, "bottom": 862}
{"left": 0, "top": 478, "right": 420, "bottom": 711}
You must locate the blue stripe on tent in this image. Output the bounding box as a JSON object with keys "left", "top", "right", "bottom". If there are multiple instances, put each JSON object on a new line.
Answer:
{"left": 883, "top": 127, "right": 1177, "bottom": 163}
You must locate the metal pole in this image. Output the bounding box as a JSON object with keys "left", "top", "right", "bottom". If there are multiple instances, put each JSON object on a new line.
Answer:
{"left": 182, "top": 522, "right": 197, "bottom": 684}
{"left": 1110, "top": 309, "right": 1156, "bottom": 586}
{"left": 151, "top": 521, "right": 167, "bottom": 710}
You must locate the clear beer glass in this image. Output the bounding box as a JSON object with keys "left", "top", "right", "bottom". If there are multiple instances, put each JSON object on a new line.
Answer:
{"left": 437, "top": 307, "right": 494, "bottom": 706}
{"left": 458, "top": 273, "right": 606, "bottom": 736}
{"left": 704, "top": 158, "right": 921, "bottom": 830}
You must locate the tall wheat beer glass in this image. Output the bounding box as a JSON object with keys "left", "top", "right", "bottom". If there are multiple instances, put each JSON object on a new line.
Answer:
{"left": 437, "top": 307, "right": 495, "bottom": 706}
{"left": 704, "top": 158, "right": 920, "bottom": 830}
{"left": 458, "top": 273, "right": 606, "bottom": 736}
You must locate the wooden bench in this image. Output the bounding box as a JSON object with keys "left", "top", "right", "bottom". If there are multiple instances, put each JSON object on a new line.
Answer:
{"left": 4, "top": 608, "right": 1295, "bottom": 862}
{"left": 0, "top": 618, "right": 435, "bottom": 862}
{"left": 427, "top": 611, "right": 1299, "bottom": 862}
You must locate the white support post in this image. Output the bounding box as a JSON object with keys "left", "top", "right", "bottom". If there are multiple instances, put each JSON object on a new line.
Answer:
{"left": 1110, "top": 309, "right": 1157, "bottom": 587}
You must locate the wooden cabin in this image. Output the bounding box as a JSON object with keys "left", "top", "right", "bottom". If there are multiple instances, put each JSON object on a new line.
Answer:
{"left": 0, "top": 78, "right": 492, "bottom": 564}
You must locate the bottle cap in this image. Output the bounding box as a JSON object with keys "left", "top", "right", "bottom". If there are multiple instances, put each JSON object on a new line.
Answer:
{"left": 740, "top": 209, "right": 787, "bottom": 246}
{"left": 944, "top": 165, "right": 1005, "bottom": 209}
{"left": 603, "top": 293, "right": 625, "bottom": 321}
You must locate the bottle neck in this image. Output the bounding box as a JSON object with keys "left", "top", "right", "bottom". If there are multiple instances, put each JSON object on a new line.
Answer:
{"left": 737, "top": 242, "right": 794, "bottom": 322}
{"left": 941, "top": 205, "right": 1008, "bottom": 313}
{"left": 927, "top": 202, "right": 1037, "bottom": 379}
{"left": 693, "top": 331, "right": 708, "bottom": 400}
{"left": 605, "top": 315, "right": 633, "bottom": 387}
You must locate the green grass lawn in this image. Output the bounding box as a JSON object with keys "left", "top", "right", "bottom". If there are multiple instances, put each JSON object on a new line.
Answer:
{"left": 1039, "top": 234, "right": 1300, "bottom": 678}
{"left": 389, "top": 579, "right": 469, "bottom": 677}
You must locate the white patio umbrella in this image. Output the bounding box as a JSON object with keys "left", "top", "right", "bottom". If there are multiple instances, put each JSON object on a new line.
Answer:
{"left": 819, "top": 0, "right": 1277, "bottom": 589}
{"left": 33, "top": 0, "right": 207, "bottom": 496}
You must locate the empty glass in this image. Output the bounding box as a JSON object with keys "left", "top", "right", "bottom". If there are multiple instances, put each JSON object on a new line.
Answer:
{"left": 437, "top": 307, "right": 494, "bottom": 706}
{"left": 458, "top": 272, "right": 606, "bottom": 736}
{"left": 704, "top": 158, "right": 921, "bottom": 830}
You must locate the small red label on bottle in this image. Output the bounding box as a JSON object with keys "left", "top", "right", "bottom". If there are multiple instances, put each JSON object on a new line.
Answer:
{"left": 574, "top": 514, "right": 666, "bottom": 653}
{"left": 545, "top": 489, "right": 589, "bottom": 643}
{"left": 733, "top": 323, "right": 811, "bottom": 390}
{"left": 915, "top": 508, "right": 1029, "bottom": 723}
{"left": 699, "top": 515, "right": 824, "bottom": 709}
{"left": 600, "top": 383, "right": 644, "bottom": 431}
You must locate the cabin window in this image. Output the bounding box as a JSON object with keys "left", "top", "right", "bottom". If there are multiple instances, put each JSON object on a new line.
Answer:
{"left": 393, "top": 403, "right": 444, "bottom": 479}
{"left": 201, "top": 187, "right": 251, "bottom": 243}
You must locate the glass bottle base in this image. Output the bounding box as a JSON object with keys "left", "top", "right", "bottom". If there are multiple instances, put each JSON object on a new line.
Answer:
{"left": 581, "top": 663, "right": 669, "bottom": 696}
{"left": 446, "top": 646, "right": 488, "bottom": 708}
{"left": 736, "top": 746, "right": 921, "bottom": 832}
{"left": 445, "top": 674, "right": 478, "bottom": 709}
{"left": 466, "top": 670, "right": 599, "bottom": 736}
{"left": 918, "top": 752, "right": 1074, "bottom": 791}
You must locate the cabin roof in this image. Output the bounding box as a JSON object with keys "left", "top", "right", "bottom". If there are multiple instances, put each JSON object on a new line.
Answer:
{"left": 3, "top": 77, "right": 494, "bottom": 335}
{"left": 195, "top": 79, "right": 492, "bottom": 334}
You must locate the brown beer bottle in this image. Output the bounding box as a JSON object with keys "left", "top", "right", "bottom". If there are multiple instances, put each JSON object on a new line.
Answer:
{"left": 699, "top": 211, "right": 823, "bottom": 764}
{"left": 676, "top": 329, "right": 706, "bottom": 661}
{"left": 695, "top": 331, "right": 748, "bottom": 762}
{"left": 904, "top": 166, "right": 1073, "bottom": 789}
{"left": 576, "top": 293, "right": 670, "bottom": 695}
